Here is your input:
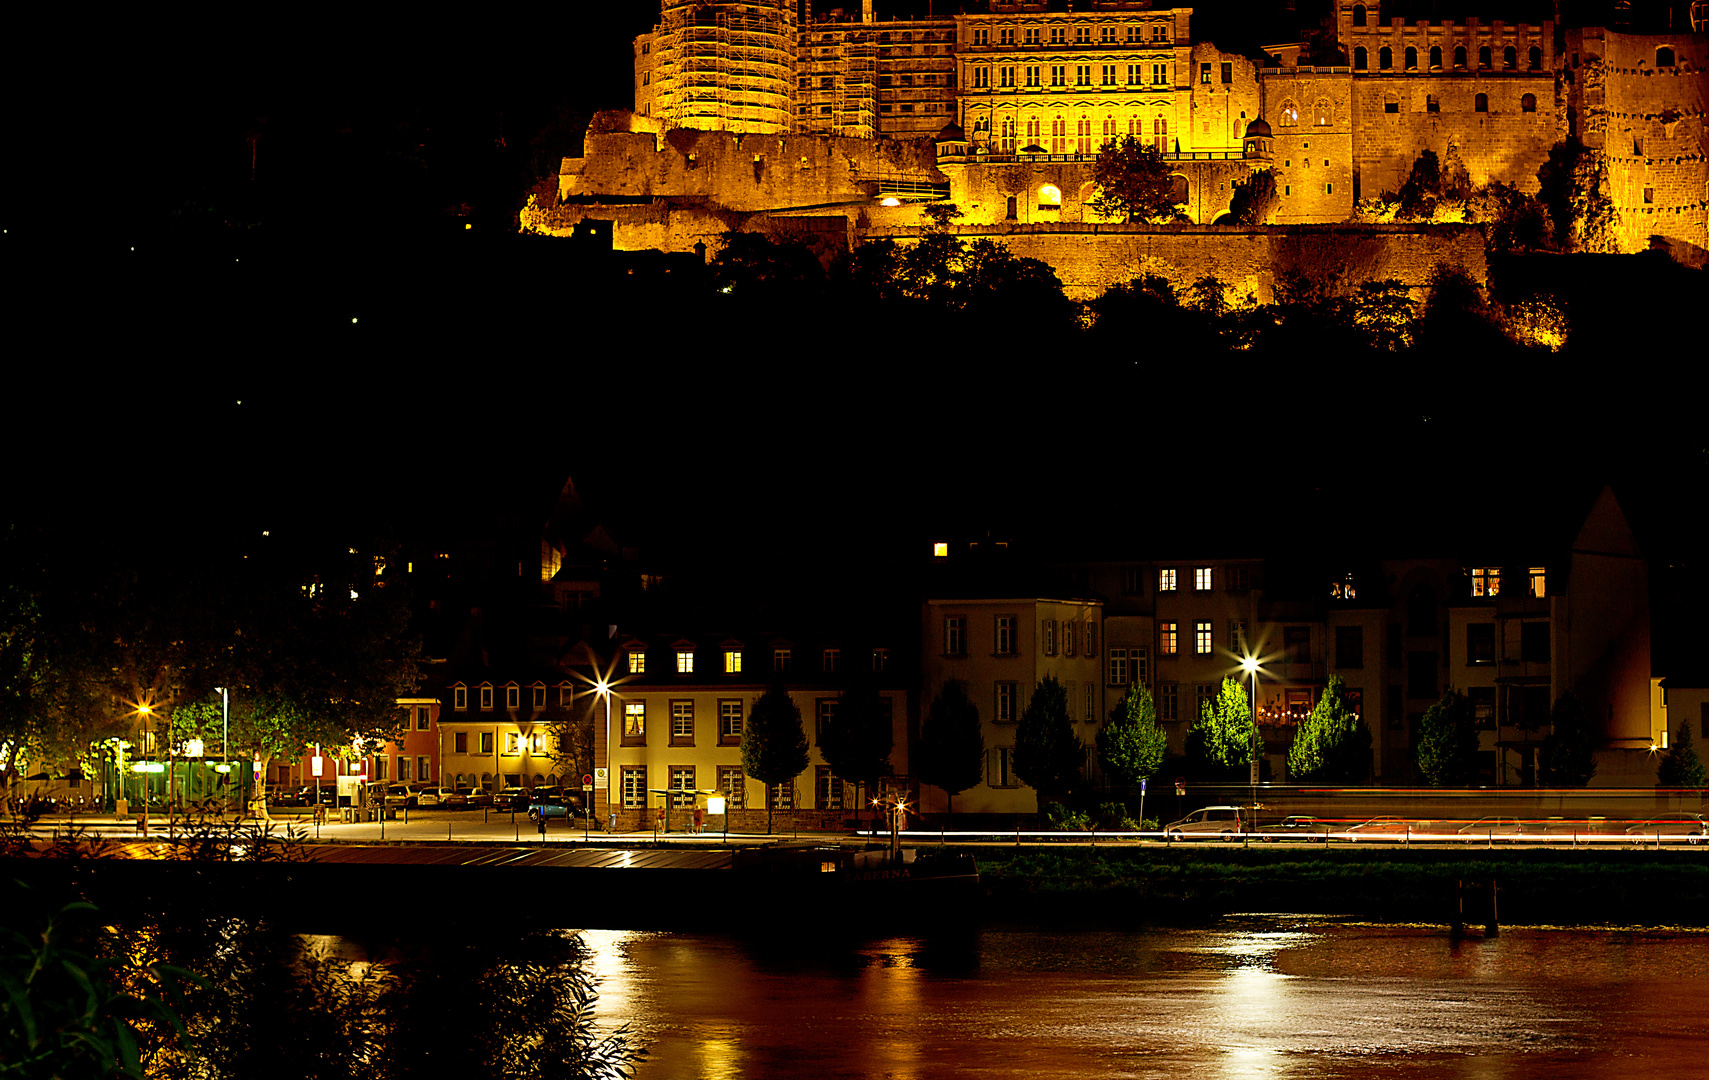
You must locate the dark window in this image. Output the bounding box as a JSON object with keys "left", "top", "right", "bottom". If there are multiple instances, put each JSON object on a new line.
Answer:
{"left": 1380, "top": 47, "right": 1393, "bottom": 70}
{"left": 1475, "top": 93, "right": 1489, "bottom": 113}
{"left": 1529, "top": 46, "right": 1543, "bottom": 69}
{"left": 1387, "top": 624, "right": 1402, "bottom": 668}
{"left": 1454, "top": 45, "right": 1468, "bottom": 69}
{"left": 1354, "top": 46, "right": 1367, "bottom": 70}
{"left": 1336, "top": 626, "right": 1365, "bottom": 669}
{"left": 1385, "top": 97, "right": 1399, "bottom": 113}
{"left": 1479, "top": 45, "right": 1492, "bottom": 69}
{"left": 1427, "top": 94, "right": 1440, "bottom": 112}
{"left": 1470, "top": 688, "right": 1496, "bottom": 729}
{"left": 1353, "top": 4, "right": 1367, "bottom": 27}
{"left": 1405, "top": 46, "right": 1417, "bottom": 70}
{"left": 1467, "top": 623, "right": 1496, "bottom": 664}
{"left": 1006, "top": 195, "right": 1017, "bottom": 220}
{"left": 1430, "top": 45, "right": 1442, "bottom": 69}
{"left": 1407, "top": 585, "right": 1437, "bottom": 636}
{"left": 1503, "top": 45, "right": 1517, "bottom": 70}
{"left": 1522, "top": 93, "right": 1536, "bottom": 112}
{"left": 1657, "top": 47, "right": 1676, "bottom": 67}
{"left": 1521, "top": 686, "right": 1551, "bottom": 729}
{"left": 1285, "top": 626, "right": 1312, "bottom": 664}
{"left": 1221, "top": 62, "right": 1233, "bottom": 83}
{"left": 1521, "top": 622, "right": 1550, "bottom": 663}
{"left": 1407, "top": 652, "right": 1438, "bottom": 700}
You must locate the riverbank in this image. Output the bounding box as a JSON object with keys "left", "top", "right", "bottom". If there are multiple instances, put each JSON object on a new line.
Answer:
{"left": 970, "top": 846, "right": 1709, "bottom": 927}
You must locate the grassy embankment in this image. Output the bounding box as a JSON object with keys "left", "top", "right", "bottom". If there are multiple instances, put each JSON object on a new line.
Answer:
{"left": 965, "top": 845, "right": 1709, "bottom": 926}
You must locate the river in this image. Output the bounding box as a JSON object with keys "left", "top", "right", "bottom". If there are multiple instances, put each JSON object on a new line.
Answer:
{"left": 570, "top": 919, "right": 1708, "bottom": 1079}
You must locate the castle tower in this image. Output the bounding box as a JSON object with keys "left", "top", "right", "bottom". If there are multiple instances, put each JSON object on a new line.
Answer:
{"left": 647, "top": 0, "right": 798, "bottom": 134}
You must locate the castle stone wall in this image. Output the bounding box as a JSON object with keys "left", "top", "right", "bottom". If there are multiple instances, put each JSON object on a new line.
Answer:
{"left": 1350, "top": 72, "right": 1562, "bottom": 196}
{"left": 859, "top": 222, "right": 1488, "bottom": 302}
{"left": 559, "top": 119, "right": 943, "bottom": 213}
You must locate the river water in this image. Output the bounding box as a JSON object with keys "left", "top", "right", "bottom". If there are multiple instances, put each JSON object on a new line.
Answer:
{"left": 571, "top": 919, "right": 1709, "bottom": 1079}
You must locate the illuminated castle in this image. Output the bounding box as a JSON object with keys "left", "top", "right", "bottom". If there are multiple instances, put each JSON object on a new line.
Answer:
{"left": 529, "top": 2, "right": 1705, "bottom": 270}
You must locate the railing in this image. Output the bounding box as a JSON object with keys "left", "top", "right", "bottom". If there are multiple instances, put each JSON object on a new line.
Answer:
{"left": 942, "top": 149, "right": 1247, "bottom": 164}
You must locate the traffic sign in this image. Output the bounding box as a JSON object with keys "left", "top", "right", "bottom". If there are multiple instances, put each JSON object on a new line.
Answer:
{"left": 594, "top": 768, "right": 608, "bottom": 783}
{"left": 582, "top": 773, "right": 593, "bottom": 787}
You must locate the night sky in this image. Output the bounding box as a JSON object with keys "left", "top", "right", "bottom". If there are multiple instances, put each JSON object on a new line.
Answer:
{"left": 8, "top": 3, "right": 1704, "bottom": 608}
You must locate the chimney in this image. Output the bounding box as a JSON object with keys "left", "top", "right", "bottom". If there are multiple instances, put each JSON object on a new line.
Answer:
{"left": 863, "top": 0, "right": 873, "bottom": 23}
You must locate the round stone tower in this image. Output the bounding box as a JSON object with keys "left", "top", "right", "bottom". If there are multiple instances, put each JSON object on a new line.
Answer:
{"left": 652, "top": 0, "right": 797, "bottom": 134}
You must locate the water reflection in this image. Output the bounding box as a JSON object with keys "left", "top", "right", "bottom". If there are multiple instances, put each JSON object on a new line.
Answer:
{"left": 574, "top": 920, "right": 1709, "bottom": 1079}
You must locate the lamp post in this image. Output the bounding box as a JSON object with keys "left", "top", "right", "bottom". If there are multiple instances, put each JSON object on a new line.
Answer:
{"left": 137, "top": 704, "right": 153, "bottom": 836}
{"left": 215, "top": 686, "right": 229, "bottom": 811}
{"left": 1240, "top": 656, "right": 1261, "bottom": 823}
{"left": 596, "top": 680, "right": 612, "bottom": 831}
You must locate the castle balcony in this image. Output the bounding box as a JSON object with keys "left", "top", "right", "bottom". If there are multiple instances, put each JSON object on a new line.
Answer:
{"left": 937, "top": 148, "right": 1250, "bottom": 165}
{"left": 867, "top": 176, "right": 952, "bottom": 201}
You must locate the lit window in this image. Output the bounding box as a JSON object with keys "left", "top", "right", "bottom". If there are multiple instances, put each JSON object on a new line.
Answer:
{"left": 1195, "top": 621, "right": 1213, "bottom": 655}
{"left": 676, "top": 649, "right": 695, "bottom": 674}
{"left": 671, "top": 767, "right": 696, "bottom": 809}
{"left": 718, "top": 766, "right": 745, "bottom": 809}
{"left": 1529, "top": 568, "right": 1546, "bottom": 598}
{"left": 1200, "top": 63, "right": 1211, "bottom": 84}
{"left": 628, "top": 651, "right": 646, "bottom": 674}
{"left": 504, "top": 732, "right": 520, "bottom": 755}
{"left": 724, "top": 649, "right": 742, "bottom": 674}
{"left": 1194, "top": 567, "right": 1213, "bottom": 591}
{"left": 623, "top": 701, "right": 646, "bottom": 739}
{"left": 1160, "top": 622, "right": 1179, "bottom": 656}
{"left": 1159, "top": 568, "right": 1178, "bottom": 591}
{"left": 1471, "top": 567, "right": 1500, "bottom": 597}
{"left": 621, "top": 767, "right": 646, "bottom": 808}
{"left": 933, "top": 541, "right": 948, "bottom": 557}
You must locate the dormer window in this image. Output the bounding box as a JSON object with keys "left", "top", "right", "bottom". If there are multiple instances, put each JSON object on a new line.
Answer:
{"left": 628, "top": 650, "right": 646, "bottom": 675}
{"left": 724, "top": 649, "right": 743, "bottom": 674}
{"left": 774, "top": 648, "right": 792, "bottom": 673}
{"left": 558, "top": 682, "right": 574, "bottom": 706}
{"left": 453, "top": 684, "right": 467, "bottom": 711}
{"left": 823, "top": 648, "right": 840, "bottom": 673}
{"left": 676, "top": 649, "right": 695, "bottom": 674}
{"left": 531, "top": 683, "right": 546, "bottom": 708}
{"left": 505, "top": 684, "right": 519, "bottom": 710}
{"left": 1528, "top": 568, "right": 1546, "bottom": 598}
{"left": 872, "top": 648, "right": 889, "bottom": 673}
{"left": 478, "top": 683, "right": 493, "bottom": 710}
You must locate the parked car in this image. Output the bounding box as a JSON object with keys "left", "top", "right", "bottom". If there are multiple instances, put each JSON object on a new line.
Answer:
{"left": 1163, "top": 806, "right": 1249, "bottom": 838}
{"left": 267, "top": 786, "right": 304, "bottom": 807}
{"left": 1624, "top": 814, "right": 1708, "bottom": 844}
{"left": 1458, "top": 816, "right": 1526, "bottom": 838}
{"left": 416, "top": 787, "right": 448, "bottom": 808}
{"left": 457, "top": 786, "right": 494, "bottom": 810}
{"left": 494, "top": 786, "right": 529, "bottom": 811}
{"left": 526, "top": 795, "right": 583, "bottom": 823}
{"left": 1346, "top": 816, "right": 1412, "bottom": 841}
{"left": 384, "top": 784, "right": 421, "bottom": 809}
{"left": 439, "top": 788, "right": 469, "bottom": 810}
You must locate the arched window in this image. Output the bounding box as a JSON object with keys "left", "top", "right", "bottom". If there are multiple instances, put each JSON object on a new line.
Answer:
{"left": 1405, "top": 46, "right": 1417, "bottom": 70}
{"left": 1280, "top": 100, "right": 1300, "bottom": 126}
{"left": 1038, "top": 183, "right": 1062, "bottom": 208}
{"left": 1380, "top": 46, "right": 1393, "bottom": 70}
{"left": 1168, "top": 175, "right": 1189, "bottom": 205}
{"left": 1353, "top": 4, "right": 1367, "bottom": 27}
{"left": 1657, "top": 46, "right": 1676, "bottom": 67}
{"left": 1503, "top": 45, "right": 1517, "bottom": 69}
{"left": 1454, "top": 45, "right": 1467, "bottom": 69}
{"left": 1430, "top": 45, "right": 1442, "bottom": 69}
{"left": 1479, "top": 45, "right": 1492, "bottom": 68}
{"left": 1354, "top": 46, "right": 1368, "bottom": 69}
{"left": 1475, "top": 92, "right": 1489, "bottom": 112}
{"left": 1315, "top": 99, "right": 1333, "bottom": 126}
{"left": 1521, "top": 92, "right": 1536, "bottom": 112}
{"left": 1529, "top": 46, "right": 1543, "bottom": 69}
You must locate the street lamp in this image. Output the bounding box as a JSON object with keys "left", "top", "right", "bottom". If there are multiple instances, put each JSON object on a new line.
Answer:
{"left": 136, "top": 703, "right": 154, "bottom": 835}
{"left": 214, "top": 686, "right": 230, "bottom": 810}
{"left": 1240, "top": 655, "right": 1261, "bottom": 816}
{"left": 596, "top": 680, "right": 612, "bottom": 831}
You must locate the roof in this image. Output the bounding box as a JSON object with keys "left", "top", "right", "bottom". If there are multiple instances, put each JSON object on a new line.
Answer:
{"left": 1244, "top": 117, "right": 1273, "bottom": 138}
{"left": 935, "top": 121, "right": 965, "bottom": 142}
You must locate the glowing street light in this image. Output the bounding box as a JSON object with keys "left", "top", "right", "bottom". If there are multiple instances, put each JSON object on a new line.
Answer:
{"left": 1240, "top": 655, "right": 1262, "bottom": 812}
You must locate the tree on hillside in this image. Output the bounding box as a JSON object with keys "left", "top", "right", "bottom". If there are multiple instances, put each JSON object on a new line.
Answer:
{"left": 1415, "top": 689, "right": 1480, "bottom": 786}
{"left": 1538, "top": 692, "right": 1598, "bottom": 787}
{"left": 1339, "top": 278, "right": 1417, "bottom": 352}
{"left": 1198, "top": 676, "right": 1258, "bottom": 773}
{"left": 1287, "top": 675, "right": 1372, "bottom": 783}
{"left": 1097, "top": 683, "right": 1167, "bottom": 788}
{"left": 741, "top": 684, "right": 809, "bottom": 834}
{"left": 921, "top": 201, "right": 964, "bottom": 231}
{"left": 708, "top": 231, "right": 826, "bottom": 298}
{"left": 1657, "top": 720, "right": 1707, "bottom": 788}
{"left": 1089, "top": 137, "right": 1182, "bottom": 223}
{"left": 1014, "top": 675, "right": 1083, "bottom": 812}
{"left": 818, "top": 677, "right": 894, "bottom": 826}
{"left": 1537, "top": 138, "right": 1621, "bottom": 252}
{"left": 915, "top": 679, "right": 984, "bottom": 815}
{"left": 1228, "top": 169, "right": 1279, "bottom": 225}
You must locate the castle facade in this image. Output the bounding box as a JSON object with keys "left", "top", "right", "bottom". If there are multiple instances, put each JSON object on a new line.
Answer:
{"left": 616, "top": 1, "right": 1706, "bottom": 253}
